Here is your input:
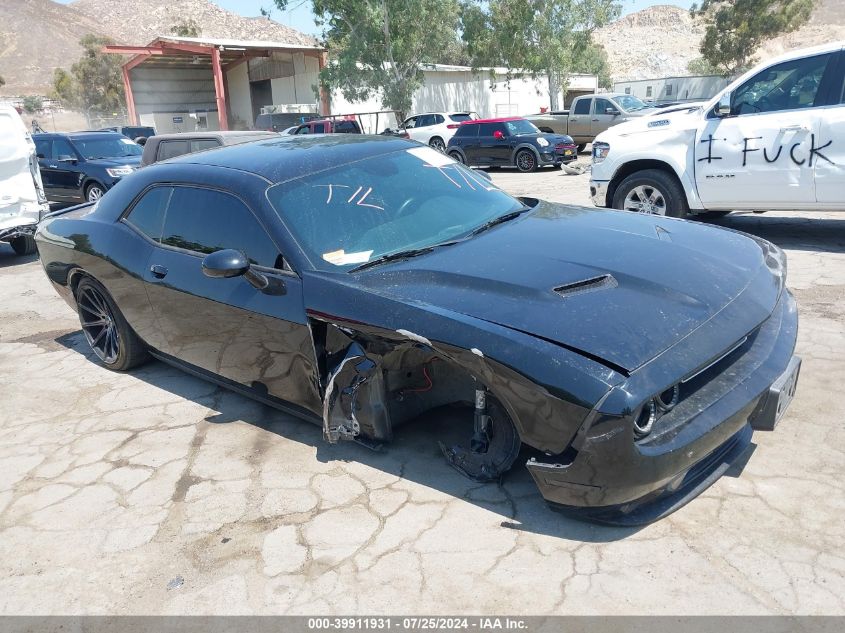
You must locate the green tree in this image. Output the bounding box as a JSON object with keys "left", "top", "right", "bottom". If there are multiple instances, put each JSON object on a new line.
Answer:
{"left": 22, "top": 96, "right": 43, "bottom": 114}
{"left": 51, "top": 35, "right": 125, "bottom": 123}
{"left": 461, "top": 0, "right": 621, "bottom": 110}
{"left": 274, "top": 0, "right": 463, "bottom": 120}
{"left": 170, "top": 18, "right": 202, "bottom": 37}
{"left": 572, "top": 41, "right": 613, "bottom": 91}
{"left": 692, "top": 0, "right": 816, "bottom": 76}
{"left": 686, "top": 56, "right": 720, "bottom": 76}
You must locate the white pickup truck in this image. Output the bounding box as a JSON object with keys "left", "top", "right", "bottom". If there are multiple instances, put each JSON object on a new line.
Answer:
{"left": 590, "top": 42, "right": 845, "bottom": 218}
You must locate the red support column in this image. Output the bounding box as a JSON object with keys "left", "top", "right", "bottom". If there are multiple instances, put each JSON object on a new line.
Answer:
{"left": 318, "top": 51, "right": 329, "bottom": 116}
{"left": 122, "top": 66, "right": 138, "bottom": 125}
{"left": 211, "top": 47, "right": 229, "bottom": 131}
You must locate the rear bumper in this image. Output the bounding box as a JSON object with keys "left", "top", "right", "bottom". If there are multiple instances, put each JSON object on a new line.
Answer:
{"left": 528, "top": 289, "right": 799, "bottom": 525}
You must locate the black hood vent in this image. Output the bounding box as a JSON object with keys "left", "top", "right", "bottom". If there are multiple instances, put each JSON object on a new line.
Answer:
{"left": 553, "top": 274, "right": 617, "bottom": 298}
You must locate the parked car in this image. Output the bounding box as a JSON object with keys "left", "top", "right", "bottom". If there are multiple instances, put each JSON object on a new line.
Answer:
{"left": 525, "top": 94, "right": 656, "bottom": 151}
{"left": 255, "top": 112, "right": 318, "bottom": 132}
{"left": 100, "top": 125, "right": 157, "bottom": 143}
{"left": 34, "top": 135, "right": 799, "bottom": 525}
{"left": 590, "top": 41, "right": 845, "bottom": 218}
{"left": 140, "top": 131, "right": 281, "bottom": 167}
{"left": 0, "top": 104, "right": 48, "bottom": 256}
{"left": 292, "top": 119, "right": 362, "bottom": 134}
{"left": 32, "top": 131, "right": 142, "bottom": 203}
{"left": 401, "top": 111, "right": 478, "bottom": 151}
{"left": 446, "top": 117, "right": 577, "bottom": 172}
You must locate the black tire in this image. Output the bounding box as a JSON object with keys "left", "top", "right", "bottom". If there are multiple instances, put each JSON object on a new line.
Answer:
{"left": 695, "top": 210, "right": 732, "bottom": 220}
{"left": 85, "top": 182, "right": 106, "bottom": 202}
{"left": 428, "top": 136, "right": 446, "bottom": 152}
{"left": 515, "top": 149, "right": 538, "bottom": 173}
{"left": 10, "top": 235, "right": 37, "bottom": 256}
{"left": 448, "top": 150, "right": 466, "bottom": 165}
{"left": 612, "top": 169, "right": 689, "bottom": 219}
{"left": 577, "top": 143, "right": 587, "bottom": 153}
{"left": 75, "top": 276, "right": 148, "bottom": 371}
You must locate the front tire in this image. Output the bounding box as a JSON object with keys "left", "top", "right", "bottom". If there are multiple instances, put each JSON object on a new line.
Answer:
{"left": 612, "top": 169, "right": 689, "bottom": 218}
{"left": 10, "top": 235, "right": 37, "bottom": 256}
{"left": 515, "top": 149, "right": 538, "bottom": 173}
{"left": 577, "top": 143, "right": 587, "bottom": 153}
{"left": 428, "top": 136, "right": 446, "bottom": 152}
{"left": 76, "top": 277, "right": 148, "bottom": 371}
{"left": 86, "top": 182, "right": 106, "bottom": 202}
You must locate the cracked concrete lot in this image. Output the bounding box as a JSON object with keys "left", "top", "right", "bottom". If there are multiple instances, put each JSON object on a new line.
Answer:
{"left": 1, "top": 167, "right": 844, "bottom": 615}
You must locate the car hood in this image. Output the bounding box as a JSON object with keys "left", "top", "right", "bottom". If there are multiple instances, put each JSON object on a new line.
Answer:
{"left": 85, "top": 155, "right": 142, "bottom": 168}
{"left": 514, "top": 132, "right": 575, "bottom": 145}
{"left": 352, "top": 202, "right": 770, "bottom": 373}
{"left": 596, "top": 106, "right": 703, "bottom": 143}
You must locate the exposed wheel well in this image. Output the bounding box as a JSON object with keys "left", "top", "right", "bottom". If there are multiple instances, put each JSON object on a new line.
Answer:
{"left": 608, "top": 160, "right": 686, "bottom": 209}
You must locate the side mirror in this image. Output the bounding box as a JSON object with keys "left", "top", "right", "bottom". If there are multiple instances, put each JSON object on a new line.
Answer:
{"left": 202, "top": 248, "right": 285, "bottom": 294}
{"left": 202, "top": 249, "right": 250, "bottom": 279}
{"left": 605, "top": 108, "right": 620, "bottom": 116}
{"left": 493, "top": 130, "right": 505, "bottom": 140}
{"left": 715, "top": 92, "right": 732, "bottom": 117}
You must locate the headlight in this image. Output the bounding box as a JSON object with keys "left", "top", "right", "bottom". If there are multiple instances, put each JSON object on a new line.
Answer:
{"left": 592, "top": 142, "right": 610, "bottom": 163}
{"left": 537, "top": 137, "right": 549, "bottom": 147}
{"left": 106, "top": 166, "right": 135, "bottom": 177}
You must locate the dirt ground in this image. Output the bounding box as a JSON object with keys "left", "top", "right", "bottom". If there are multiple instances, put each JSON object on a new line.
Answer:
{"left": 0, "top": 166, "right": 843, "bottom": 615}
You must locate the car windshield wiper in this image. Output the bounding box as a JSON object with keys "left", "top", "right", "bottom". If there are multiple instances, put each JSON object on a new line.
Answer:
{"left": 468, "top": 206, "right": 532, "bottom": 238}
{"left": 349, "top": 246, "right": 435, "bottom": 273}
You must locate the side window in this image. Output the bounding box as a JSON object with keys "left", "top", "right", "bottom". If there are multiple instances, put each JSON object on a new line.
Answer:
{"left": 404, "top": 117, "right": 417, "bottom": 129}
{"left": 433, "top": 114, "right": 445, "bottom": 125}
{"left": 593, "top": 98, "right": 614, "bottom": 114}
{"left": 125, "top": 186, "right": 172, "bottom": 241}
{"left": 666, "top": 84, "right": 673, "bottom": 96}
{"left": 335, "top": 121, "right": 358, "bottom": 133}
{"left": 646, "top": 86, "right": 653, "bottom": 98}
{"left": 295, "top": 125, "right": 310, "bottom": 134}
{"left": 733, "top": 53, "right": 832, "bottom": 115}
{"left": 52, "top": 138, "right": 75, "bottom": 160}
{"left": 573, "top": 98, "right": 591, "bottom": 115}
{"left": 478, "top": 123, "right": 497, "bottom": 136}
{"left": 35, "top": 138, "right": 51, "bottom": 159}
{"left": 417, "top": 115, "right": 434, "bottom": 127}
{"left": 161, "top": 187, "right": 283, "bottom": 269}
{"left": 453, "top": 124, "right": 477, "bottom": 138}
{"left": 190, "top": 139, "right": 221, "bottom": 152}
{"left": 157, "top": 140, "right": 189, "bottom": 161}
{"left": 313, "top": 122, "right": 326, "bottom": 133}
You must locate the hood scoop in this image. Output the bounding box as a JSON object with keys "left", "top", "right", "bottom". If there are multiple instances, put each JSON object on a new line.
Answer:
{"left": 553, "top": 274, "right": 617, "bottom": 298}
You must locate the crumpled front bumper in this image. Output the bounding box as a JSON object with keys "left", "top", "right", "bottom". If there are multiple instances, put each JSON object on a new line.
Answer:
{"left": 589, "top": 179, "right": 609, "bottom": 207}
{"left": 527, "top": 289, "right": 800, "bottom": 526}
{"left": 0, "top": 202, "right": 44, "bottom": 242}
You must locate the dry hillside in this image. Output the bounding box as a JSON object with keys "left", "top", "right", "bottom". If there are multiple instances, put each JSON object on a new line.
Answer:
{"left": 596, "top": 1, "right": 845, "bottom": 83}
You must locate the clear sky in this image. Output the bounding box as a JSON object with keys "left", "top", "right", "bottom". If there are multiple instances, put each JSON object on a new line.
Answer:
{"left": 56, "top": 1, "right": 697, "bottom": 37}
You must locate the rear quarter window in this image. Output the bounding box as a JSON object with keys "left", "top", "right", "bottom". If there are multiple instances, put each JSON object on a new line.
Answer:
{"left": 453, "top": 124, "right": 478, "bottom": 138}
{"left": 125, "top": 186, "right": 172, "bottom": 241}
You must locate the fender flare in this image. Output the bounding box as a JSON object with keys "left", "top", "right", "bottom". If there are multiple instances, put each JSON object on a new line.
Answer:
{"left": 510, "top": 144, "right": 541, "bottom": 166}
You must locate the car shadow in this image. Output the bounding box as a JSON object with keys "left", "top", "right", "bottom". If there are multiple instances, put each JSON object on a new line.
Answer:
{"left": 699, "top": 212, "right": 845, "bottom": 254}
{"left": 54, "top": 330, "right": 642, "bottom": 543}
{"left": 0, "top": 244, "right": 38, "bottom": 268}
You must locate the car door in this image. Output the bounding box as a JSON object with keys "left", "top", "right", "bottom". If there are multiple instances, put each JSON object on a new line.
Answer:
{"left": 591, "top": 97, "right": 619, "bottom": 137}
{"left": 458, "top": 123, "right": 481, "bottom": 163}
{"left": 814, "top": 50, "right": 845, "bottom": 206}
{"left": 142, "top": 184, "right": 322, "bottom": 415}
{"left": 34, "top": 137, "right": 55, "bottom": 198}
{"left": 567, "top": 97, "right": 592, "bottom": 142}
{"left": 695, "top": 51, "right": 835, "bottom": 209}
{"left": 49, "top": 137, "right": 86, "bottom": 201}
{"left": 408, "top": 114, "right": 433, "bottom": 143}
{"left": 476, "top": 122, "right": 509, "bottom": 164}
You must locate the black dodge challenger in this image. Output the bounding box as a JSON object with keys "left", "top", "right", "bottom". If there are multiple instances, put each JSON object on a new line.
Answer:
{"left": 35, "top": 135, "right": 800, "bottom": 525}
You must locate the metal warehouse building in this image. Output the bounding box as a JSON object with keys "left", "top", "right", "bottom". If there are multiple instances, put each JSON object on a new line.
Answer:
{"left": 614, "top": 74, "right": 730, "bottom": 103}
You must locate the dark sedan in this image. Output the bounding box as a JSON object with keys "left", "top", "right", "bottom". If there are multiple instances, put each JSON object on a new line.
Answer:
{"left": 34, "top": 135, "right": 800, "bottom": 525}
{"left": 33, "top": 131, "right": 142, "bottom": 204}
{"left": 446, "top": 117, "right": 577, "bottom": 172}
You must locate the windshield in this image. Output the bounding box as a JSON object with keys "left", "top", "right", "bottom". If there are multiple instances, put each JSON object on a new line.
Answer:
{"left": 504, "top": 119, "right": 540, "bottom": 135}
{"left": 266, "top": 147, "right": 524, "bottom": 271}
{"left": 73, "top": 136, "right": 143, "bottom": 159}
{"left": 614, "top": 95, "right": 651, "bottom": 111}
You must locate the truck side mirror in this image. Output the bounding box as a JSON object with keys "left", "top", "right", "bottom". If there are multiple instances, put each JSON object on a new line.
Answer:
{"left": 605, "top": 108, "right": 620, "bottom": 116}
{"left": 715, "top": 92, "right": 732, "bottom": 117}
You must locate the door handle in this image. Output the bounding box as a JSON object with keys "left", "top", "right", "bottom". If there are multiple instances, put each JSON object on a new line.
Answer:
{"left": 780, "top": 125, "right": 810, "bottom": 133}
{"left": 150, "top": 264, "right": 168, "bottom": 279}
{"left": 48, "top": 164, "right": 58, "bottom": 168}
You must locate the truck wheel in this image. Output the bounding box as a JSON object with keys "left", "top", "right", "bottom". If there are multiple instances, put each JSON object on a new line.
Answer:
{"left": 613, "top": 169, "right": 689, "bottom": 219}
{"left": 10, "top": 235, "right": 37, "bottom": 256}
{"left": 577, "top": 144, "right": 587, "bottom": 153}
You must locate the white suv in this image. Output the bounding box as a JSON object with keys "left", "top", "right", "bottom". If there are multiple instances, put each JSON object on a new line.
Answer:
{"left": 590, "top": 41, "right": 845, "bottom": 218}
{"left": 402, "top": 112, "right": 478, "bottom": 151}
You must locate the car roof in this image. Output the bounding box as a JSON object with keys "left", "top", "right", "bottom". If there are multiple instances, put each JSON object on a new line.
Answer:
{"left": 461, "top": 116, "right": 523, "bottom": 125}
{"left": 166, "top": 134, "right": 417, "bottom": 183}
{"left": 33, "top": 131, "right": 126, "bottom": 140}
{"left": 150, "top": 130, "right": 279, "bottom": 143}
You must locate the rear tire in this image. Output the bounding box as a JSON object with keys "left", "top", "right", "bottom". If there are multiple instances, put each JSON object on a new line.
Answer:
{"left": 428, "top": 136, "right": 446, "bottom": 152}
{"left": 577, "top": 143, "right": 587, "bottom": 153}
{"left": 612, "top": 169, "right": 689, "bottom": 219}
{"left": 10, "top": 235, "right": 36, "bottom": 256}
{"left": 448, "top": 150, "right": 466, "bottom": 164}
{"left": 75, "top": 277, "right": 148, "bottom": 371}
